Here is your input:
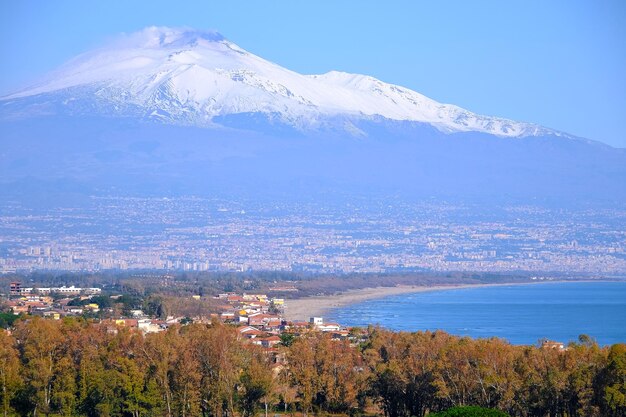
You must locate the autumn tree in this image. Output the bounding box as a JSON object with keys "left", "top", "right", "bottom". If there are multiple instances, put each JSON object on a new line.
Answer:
{"left": 13, "top": 317, "right": 67, "bottom": 416}
{"left": 0, "top": 313, "right": 622, "bottom": 417}
{"left": 286, "top": 336, "right": 317, "bottom": 416}
{"left": 287, "top": 333, "right": 364, "bottom": 415}
{"left": 186, "top": 322, "right": 243, "bottom": 417}
{"left": 0, "top": 331, "right": 21, "bottom": 417}
{"left": 170, "top": 330, "right": 202, "bottom": 417}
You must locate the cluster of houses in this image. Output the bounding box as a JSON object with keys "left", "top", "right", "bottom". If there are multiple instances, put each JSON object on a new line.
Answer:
{"left": 4, "top": 284, "right": 190, "bottom": 335}
{"left": 99, "top": 292, "right": 354, "bottom": 348}
{"left": 102, "top": 316, "right": 176, "bottom": 335}
{"left": 2, "top": 287, "right": 361, "bottom": 374}
{"left": 218, "top": 292, "right": 346, "bottom": 334}
{"left": 3, "top": 284, "right": 355, "bottom": 347}
{"left": 540, "top": 339, "right": 566, "bottom": 351}
{"left": 210, "top": 292, "right": 357, "bottom": 368}
{"left": 216, "top": 292, "right": 284, "bottom": 323}
{"left": 5, "top": 282, "right": 106, "bottom": 319}
{"left": 211, "top": 291, "right": 352, "bottom": 369}
{"left": 6, "top": 287, "right": 103, "bottom": 319}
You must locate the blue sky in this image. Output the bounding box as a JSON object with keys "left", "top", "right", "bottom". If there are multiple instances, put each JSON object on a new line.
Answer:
{"left": 1, "top": 1, "right": 625, "bottom": 147}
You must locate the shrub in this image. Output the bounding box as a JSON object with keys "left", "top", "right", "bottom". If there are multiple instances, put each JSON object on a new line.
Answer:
{"left": 429, "top": 405, "right": 510, "bottom": 417}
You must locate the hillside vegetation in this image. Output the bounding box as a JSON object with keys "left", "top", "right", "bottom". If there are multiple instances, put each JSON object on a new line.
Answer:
{"left": 0, "top": 318, "right": 624, "bottom": 417}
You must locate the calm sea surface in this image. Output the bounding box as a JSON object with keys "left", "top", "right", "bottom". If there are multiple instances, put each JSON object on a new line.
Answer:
{"left": 328, "top": 281, "right": 626, "bottom": 345}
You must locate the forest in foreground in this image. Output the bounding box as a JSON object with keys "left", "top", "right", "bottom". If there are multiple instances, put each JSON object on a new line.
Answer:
{"left": 0, "top": 318, "right": 625, "bottom": 417}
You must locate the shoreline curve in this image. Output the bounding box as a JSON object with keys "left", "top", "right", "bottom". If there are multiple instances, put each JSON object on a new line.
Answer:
{"left": 282, "top": 281, "right": 564, "bottom": 322}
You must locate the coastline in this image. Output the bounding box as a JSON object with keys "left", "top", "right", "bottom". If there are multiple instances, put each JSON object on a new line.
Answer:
{"left": 282, "top": 281, "right": 573, "bottom": 321}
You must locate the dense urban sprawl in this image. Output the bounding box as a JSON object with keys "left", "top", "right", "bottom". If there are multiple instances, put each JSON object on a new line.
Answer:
{"left": 1, "top": 197, "right": 624, "bottom": 274}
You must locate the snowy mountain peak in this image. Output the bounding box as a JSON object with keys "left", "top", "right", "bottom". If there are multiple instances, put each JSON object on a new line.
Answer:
{"left": 2, "top": 26, "right": 565, "bottom": 138}
{"left": 120, "top": 26, "right": 226, "bottom": 49}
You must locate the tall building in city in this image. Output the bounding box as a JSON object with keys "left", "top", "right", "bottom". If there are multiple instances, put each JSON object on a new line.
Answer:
{"left": 9, "top": 281, "right": 21, "bottom": 296}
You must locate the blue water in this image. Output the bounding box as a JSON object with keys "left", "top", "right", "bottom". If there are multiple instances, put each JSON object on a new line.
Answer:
{"left": 329, "top": 281, "right": 626, "bottom": 345}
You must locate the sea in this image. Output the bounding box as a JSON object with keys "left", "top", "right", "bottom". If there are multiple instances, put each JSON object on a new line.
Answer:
{"left": 328, "top": 281, "right": 626, "bottom": 346}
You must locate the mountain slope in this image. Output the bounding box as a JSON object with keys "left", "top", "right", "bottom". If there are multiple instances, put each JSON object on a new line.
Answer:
{"left": 1, "top": 26, "right": 624, "bottom": 206}
{"left": 2, "top": 26, "right": 562, "bottom": 138}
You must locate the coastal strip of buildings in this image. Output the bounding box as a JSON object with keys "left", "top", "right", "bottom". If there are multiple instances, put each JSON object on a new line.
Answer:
{"left": 2, "top": 283, "right": 565, "bottom": 352}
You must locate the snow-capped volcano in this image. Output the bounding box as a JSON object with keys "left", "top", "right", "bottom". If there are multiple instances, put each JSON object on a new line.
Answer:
{"left": 2, "top": 26, "right": 625, "bottom": 206}
{"left": 3, "top": 26, "right": 558, "bottom": 138}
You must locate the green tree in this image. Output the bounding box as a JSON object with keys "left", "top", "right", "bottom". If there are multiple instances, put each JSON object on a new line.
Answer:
{"left": 77, "top": 344, "right": 113, "bottom": 417}
{"left": 142, "top": 330, "right": 178, "bottom": 417}
{"left": 279, "top": 333, "right": 295, "bottom": 347}
{"left": 51, "top": 355, "right": 77, "bottom": 417}
{"left": 0, "top": 313, "right": 19, "bottom": 330}
{"left": 429, "top": 405, "right": 510, "bottom": 416}
{"left": 599, "top": 344, "right": 626, "bottom": 417}
{"left": 372, "top": 363, "right": 408, "bottom": 417}
{"left": 239, "top": 348, "right": 274, "bottom": 417}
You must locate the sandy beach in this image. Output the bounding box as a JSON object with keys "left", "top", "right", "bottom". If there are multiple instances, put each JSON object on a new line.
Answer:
{"left": 283, "top": 283, "right": 503, "bottom": 321}
{"left": 282, "top": 280, "right": 577, "bottom": 321}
